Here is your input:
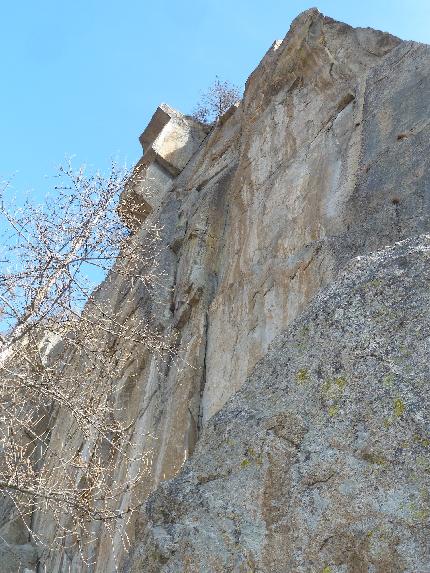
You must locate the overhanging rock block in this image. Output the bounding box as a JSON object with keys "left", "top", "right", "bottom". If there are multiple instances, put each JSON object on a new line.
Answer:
{"left": 118, "top": 104, "right": 209, "bottom": 231}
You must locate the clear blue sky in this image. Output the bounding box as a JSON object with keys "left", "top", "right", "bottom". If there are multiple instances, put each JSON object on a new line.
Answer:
{"left": 1, "top": 0, "right": 429, "bottom": 198}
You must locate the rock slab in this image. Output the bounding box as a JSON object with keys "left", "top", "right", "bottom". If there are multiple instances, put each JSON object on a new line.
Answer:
{"left": 132, "top": 235, "right": 430, "bottom": 572}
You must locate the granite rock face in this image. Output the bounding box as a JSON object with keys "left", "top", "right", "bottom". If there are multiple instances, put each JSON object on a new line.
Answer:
{"left": 132, "top": 235, "right": 430, "bottom": 572}
{"left": 123, "top": 10, "right": 430, "bottom": 571}
{"left": 0, "top": 511, "right": 38, "bottom": 573}
{"left": 118, "top": 104, "right": 209, "bottom": 231}
{"left": 8, "top": 7, "right": 430, "bottom": 572}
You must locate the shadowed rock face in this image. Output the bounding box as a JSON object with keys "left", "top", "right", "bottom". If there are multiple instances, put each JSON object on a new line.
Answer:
{"left": 9, "top": 7, "right": 430, "bottom": 572}
{"left": 130, "top": 236, "right": 430, "bottom": 572}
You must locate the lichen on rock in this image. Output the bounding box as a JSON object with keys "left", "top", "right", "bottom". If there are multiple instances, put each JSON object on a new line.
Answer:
{"left": 132, "top": 235, "right": 430, "bottom": 572}
{"left": 3, "top": 7, "right": 430, "bottom": 572}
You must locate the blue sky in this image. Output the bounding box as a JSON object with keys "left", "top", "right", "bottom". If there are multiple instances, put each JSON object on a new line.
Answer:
{"left": 1, "top": 0, "right": 429, "bottom": 199}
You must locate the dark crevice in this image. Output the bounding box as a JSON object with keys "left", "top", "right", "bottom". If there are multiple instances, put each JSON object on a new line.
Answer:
{"left": 197, "top": 312, "right": 209, "bottom": 436}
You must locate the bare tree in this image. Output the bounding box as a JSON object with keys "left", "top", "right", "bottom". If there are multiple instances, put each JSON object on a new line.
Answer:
{"left": 191, "top": 76, "right": 241, "bottom": 124}
{"left": 0, "top": 162, "right": 169, "bottom": 568}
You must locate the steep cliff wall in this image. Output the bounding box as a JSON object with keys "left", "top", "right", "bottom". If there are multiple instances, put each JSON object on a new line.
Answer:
{"left": 135, "top": 235, "right": 430, "bottom": 572}
{"left": 4, "top": 7, "right": 430, "bottom": 572}
{"left": 122, "top": 9, "right": 430, "bottom": 570}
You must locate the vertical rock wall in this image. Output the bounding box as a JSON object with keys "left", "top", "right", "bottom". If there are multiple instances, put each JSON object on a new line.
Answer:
{"left": 8, "top": 8, "right": 430, "bottom": 572}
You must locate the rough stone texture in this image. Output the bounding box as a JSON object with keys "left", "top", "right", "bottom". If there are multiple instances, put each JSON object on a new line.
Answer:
{"left": 0, "top": 530, "right": 37, "bottom": 572}
{"left": 118, "top": 103, "right": 209, "bottom": 231}
{"left": 0, "top": 541, "right": 37, "bottom": 573}
{"left": 4, "top": 7, "right": 430, "bottom": 572}
{"left": 132, "top": 235, "right": 430, "bottom": 572}
{"left": 0, "top": 503, "right": 37, "bottom": 572}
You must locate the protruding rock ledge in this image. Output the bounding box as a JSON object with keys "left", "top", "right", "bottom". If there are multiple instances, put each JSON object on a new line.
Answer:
{"left": 118, "top": 103, "right": 209, "bottom": 232}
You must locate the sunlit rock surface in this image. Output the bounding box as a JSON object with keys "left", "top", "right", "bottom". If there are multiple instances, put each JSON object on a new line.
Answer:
{"left": 9, "top": 7, "right": 430, "bottom": 572}
{"left": 131, "top": 235, "right": 430, "bottom": 572}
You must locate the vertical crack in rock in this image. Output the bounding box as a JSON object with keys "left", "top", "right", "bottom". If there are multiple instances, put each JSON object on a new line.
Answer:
{"left": 197, "top": 312, "right": 209, "bottom": 436}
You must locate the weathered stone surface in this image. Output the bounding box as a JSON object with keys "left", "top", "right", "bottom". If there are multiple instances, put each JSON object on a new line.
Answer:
{"left": 118, "top": 104, "right": 209, "bottom": 231}
{"left": 6, "top": 7, "right": 430, "bottom": 572}
{"left": 198, "top": 11, "right": 407, "bottom": 424}
{"left": 0, "top": 513, "right": 38, "bottom": 572}
{"left": 0, "top": 541, "right": 37, "bottom": 573}
{"left": 130, "top": 235, "right": 430, "bottom": 572}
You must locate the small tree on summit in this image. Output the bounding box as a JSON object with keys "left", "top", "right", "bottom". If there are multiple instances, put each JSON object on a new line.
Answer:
{"left": 192, "top": 76, "right": 241, "bottom": 124}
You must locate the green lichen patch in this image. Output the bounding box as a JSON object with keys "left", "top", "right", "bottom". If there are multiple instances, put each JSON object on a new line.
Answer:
{"left": 240, "top": 447, "right": 263, "bottom": 469}
{"left": 323, "top": 376, "right": 348, "bottom": 418}
{"left": 381, "top": 373, "right": 395, "bottom": 387}
{"left": 394, "top": 398, "right": 405, "bottom": 417}
{"left": 406, "top": 501, "right": 430, "bottom": 522}
{"left": 328, "top": 404, "right": 339, "bottom": 417}
{"left": 416, "top": 456, "right": 430, "bottom": 472}
{"left": 361, "top": 451, "right": 388, "bottom": 466}
{"left": 296, "top": 368, "right": 310, "bottom": 384}
{"left": 367, "top": 278, "right": 383, "bottom": 289}
{"left": 413, "top": 434, "right": 430, "bottom": 448}
{"left": 322, "top": 377, "right": 348, "bottom": 399}
{"left": 334, "top": 376, "right": 347, "bottom": 390}
{"left": 298, "top": 324, "right": 310, "bottom": 337}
